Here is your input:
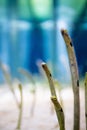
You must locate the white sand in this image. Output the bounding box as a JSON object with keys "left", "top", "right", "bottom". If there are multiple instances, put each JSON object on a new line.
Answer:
{"left": 0, "top": 84, "right": 85, "bottom": 130}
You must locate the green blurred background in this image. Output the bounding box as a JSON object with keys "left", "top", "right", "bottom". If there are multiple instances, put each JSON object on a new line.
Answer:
{"left": 0, "top": 0, "right": 87, "bottom": 83}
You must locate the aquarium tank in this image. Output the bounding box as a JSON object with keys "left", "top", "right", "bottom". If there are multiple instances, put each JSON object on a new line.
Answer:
{"left": 0, "top": 0, "right": 87, "bottom": 83}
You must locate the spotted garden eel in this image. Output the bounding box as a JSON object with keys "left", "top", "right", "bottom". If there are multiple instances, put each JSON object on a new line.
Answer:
{"left": 61, "top": 29, "right": 80, "bottom": 130}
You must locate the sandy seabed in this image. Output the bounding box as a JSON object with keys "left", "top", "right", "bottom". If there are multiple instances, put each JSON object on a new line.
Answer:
{"left": 0, "top": 84, "right": 86, "bottom": 130}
